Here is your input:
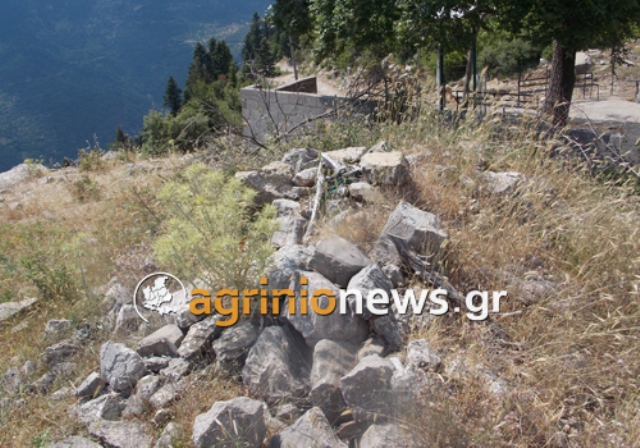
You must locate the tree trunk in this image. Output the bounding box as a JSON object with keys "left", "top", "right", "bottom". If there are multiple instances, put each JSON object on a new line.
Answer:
{"left": 289, "top": 35, "right": 298, "bottom": 80}
{"left": 436, "top": 47, "right": 445, "bottom": 111}
{"left": 462, "top": 47, "right": 473, "bottom": 107}
{"left": 543, "top": 40, "right": 576, "bottom": 126}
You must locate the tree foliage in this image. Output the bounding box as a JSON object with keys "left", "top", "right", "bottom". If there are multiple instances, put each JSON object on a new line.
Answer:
{"left": 311, "top": 0, "right": 400, "bottom": 60}
{"left": 163, "top": 76, "right": 183, "bottom": 115}
{"left": 242, "top": 12, "right": 279, "bottom": 76}
{"left": 153, "top": 163, "right": 278, "bottom": 292}
{"left": 499, "top": 0, "right": 640, "bottom": 124}
{"left": 272, "top": 0, "right": 312, "bottom": 39}
{"left": 142, "top": 37, "right": 242, "bottom": 155}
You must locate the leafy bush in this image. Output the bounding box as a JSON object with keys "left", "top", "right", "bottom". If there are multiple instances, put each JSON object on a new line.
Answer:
{"left": 153, "top": 163, "right": 278, "bottom": 291}
{"left": 71, "top": 175, "right": 101, "bottom": 202}
{"left": 23, "top": 157, "right": 44, "bottom": 178}
{"left": 20, "top": 257, "right": 79, "bottom": 302}
{"left": 479, "top": 36, "right": 543, "bottom": 78}
{"left": 77, "top": 148, "right": 105, "bottom": 171}
{"left": 140, "top": 79, "right": 242, "bottom": 157}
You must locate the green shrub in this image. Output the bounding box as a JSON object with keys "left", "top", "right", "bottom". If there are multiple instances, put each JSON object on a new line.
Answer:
{"left": 479, "top": 36, "right": 543, "bottom": 78}
{"left": 20, "top": 256, "right": 79, "bottom": 302}
{"left": 77, "top": 148, "right": 105, "bottom": 171}
{"left": 72, "top": 175, "right": 101, "bottom": 202}
{"left": 23, "top": 157, "right": 44, "bottom": 178}
{"left": 153, "top": 163, "right": 278, "bottom": 291}
{"left": 141, "top": 77, "right": 243, "bottom": 157}
{"left": 29, "top": 429, "right": 51, "bottom": 448}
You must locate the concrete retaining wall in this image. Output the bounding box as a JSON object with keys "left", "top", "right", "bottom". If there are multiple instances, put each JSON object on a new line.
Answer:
{"left": 241, "top": 77, "right": 375, "bottom": 144}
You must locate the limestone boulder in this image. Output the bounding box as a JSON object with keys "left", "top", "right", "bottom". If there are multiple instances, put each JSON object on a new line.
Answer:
{"left": 136, "top": 325, "right": 184, "bottom": 358}
{"left": 212, "top": 321, "right": 260, "bottom": 372}
{"left": 75, "top": 372, "right": 106, "bottom": 398}
{"left": 309, "top": 340, "right": 358, "bottom": 423}
{"left": 360, "top": 151, "right": 410, "bottom": 185}
{"left": 339, "top": 355, "right": 394, "bottom": 420}
{"left": 346, "top": 264, "right": 394, "bottom": 320}
{"left": 241, "top": 325, "right": 311, "bottom": 404}
{"left": 0, "top": 298, "right": 38, "bottom": 323}
{"left": 177, "top": 315, "right": 223, "bottom": 360}
{"left": 192, "top": 397, "right": 266, "bottom": 448}
{"left": 272, "top": 407, "right": 346, "bottom": 448}
{"left": 265, "top": 244, "right": 315, "bottom": 289}
{"left": 360, "top": 423, "right": 418, "bottom": 448}
{"left": 309, "top": 237, "right": 371, "bottom": 288}
{"left": 88, "top": 420, "right": 153, "bottom": 448}
{"left": 283, "top": 271, "right": 368, "bottom": 347}
{"left": 323, "top": 147, "right": 368, "bottom": 165}
{"left": 349, "top": 182, "right": 377, "bottom": 202}
{"left": 478, "top": 171, "right": 525, "bottom": 196}
{"left": 100, "top": 341, "right": 147, "bottom": 394}
{"left": 370, "top": 201, "right": 447, "bottom": 264}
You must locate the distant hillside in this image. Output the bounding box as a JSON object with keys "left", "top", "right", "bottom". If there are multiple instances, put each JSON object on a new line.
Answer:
{"left": 0, "top": 0, "right": 271, "bottom": 172}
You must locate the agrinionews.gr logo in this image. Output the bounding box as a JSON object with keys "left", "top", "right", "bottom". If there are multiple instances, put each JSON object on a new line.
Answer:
{"left": 133, "top": 274, "right": 507, "bottom": 327}
{"left": 132, "top": 272, "right": 189, "bottom": 323}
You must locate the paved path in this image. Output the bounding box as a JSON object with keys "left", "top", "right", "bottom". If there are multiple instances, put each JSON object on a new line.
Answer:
{"left": 570, "top": 98, "right": 640, "bottom": 123}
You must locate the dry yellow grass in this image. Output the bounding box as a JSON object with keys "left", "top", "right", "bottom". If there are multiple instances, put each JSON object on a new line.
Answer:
{"left": 0, "top": 152, "right": 188, "bottom": 446}
{"left": 368, "top": 114, "right": 640, "bottom": 447}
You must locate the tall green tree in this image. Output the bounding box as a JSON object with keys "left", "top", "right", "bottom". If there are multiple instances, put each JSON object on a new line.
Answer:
{"left": 206, "top": 38, "right": 234, "bottom": 81}
{"left": 255, "top": 36, "right": 276, "bottom": 75}
{"left": 163, "top": 76, "right": 182, "bottom": 115}
{"left": 272, "top": 0, "right": 313, "bottom": 79}
{"left": 242, "top": 13, "right": 277, "bottom": 77}
{"left": 242, "top": 12, "right": 263, "bottom": 62}
{"left": 500, "top": 0, "right": 640, "bottom": 125}
{"left": 311, "top": 0, "right": 400, "bottom": 60}
{"left": 210, "top": 40, "right": 234, "bottom": 80}
{"left": 185, "top": 43, "right": 211, "bottom": 100}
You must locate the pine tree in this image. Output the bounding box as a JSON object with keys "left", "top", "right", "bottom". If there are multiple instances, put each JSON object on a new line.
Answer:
{"left": 163, "top": 76, "right": 182, "bottom": 115}
{"left": 272, "top": 0, "right": 312, "bottom": 79}
{"left": 185, "top": 43, "right": 210, "bottom": 100}
{"left": 210, "top": 40, "right": 234, "bottom": 80}
{"left": 115, "top": 125, "right": 130, "bottom": 150}
{"left": 228, "top": 62, "right": 239, "bottom": 88}
{"left": 255, "top": 36, "right": 275, "bottom": 75}
{"left": 242, "top": 12, "right": 263, "bottom": 62}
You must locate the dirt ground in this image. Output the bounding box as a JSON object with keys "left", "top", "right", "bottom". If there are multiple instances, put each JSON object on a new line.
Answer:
{"left": 271, "top": 59, "right": 346, "bottom": 96}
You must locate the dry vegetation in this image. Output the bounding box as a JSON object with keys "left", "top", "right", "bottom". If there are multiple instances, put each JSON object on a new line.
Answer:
{"left": 321, "top": 113, "right": 640, "bottom": 447}
{"left": 0, "top": 110, "right": 639, "bottom": 447}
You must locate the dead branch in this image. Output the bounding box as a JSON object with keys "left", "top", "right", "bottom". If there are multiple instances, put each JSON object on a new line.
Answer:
{"left": 303, "top": 161, "right": 325, "bottom": 242}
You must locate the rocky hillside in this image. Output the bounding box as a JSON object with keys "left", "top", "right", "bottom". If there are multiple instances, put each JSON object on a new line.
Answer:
{"left": 0, "top": 114, "right": 639, "bottom": 446}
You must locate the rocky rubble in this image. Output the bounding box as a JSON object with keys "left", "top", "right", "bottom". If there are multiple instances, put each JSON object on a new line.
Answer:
{"left": 0, "top": 142, "right": 524, "bottom": 447}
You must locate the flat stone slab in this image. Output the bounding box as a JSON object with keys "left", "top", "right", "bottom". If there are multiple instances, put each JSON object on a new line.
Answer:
{"left": 0, "top": 298, "right": 37, "bottom": 322}
{"left": 88, "top": 420, "right": 153, "bottom": 448}
{"left": 323, "top": 147, "right": 368, "bottom": 165}
{"left": 136, "top": 324, "right": 184, "bottom": 358}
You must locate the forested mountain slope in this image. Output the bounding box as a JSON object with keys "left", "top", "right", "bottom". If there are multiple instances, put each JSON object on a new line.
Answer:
{"left": 0, "top": 0, "right": 270, "bottom": 171}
